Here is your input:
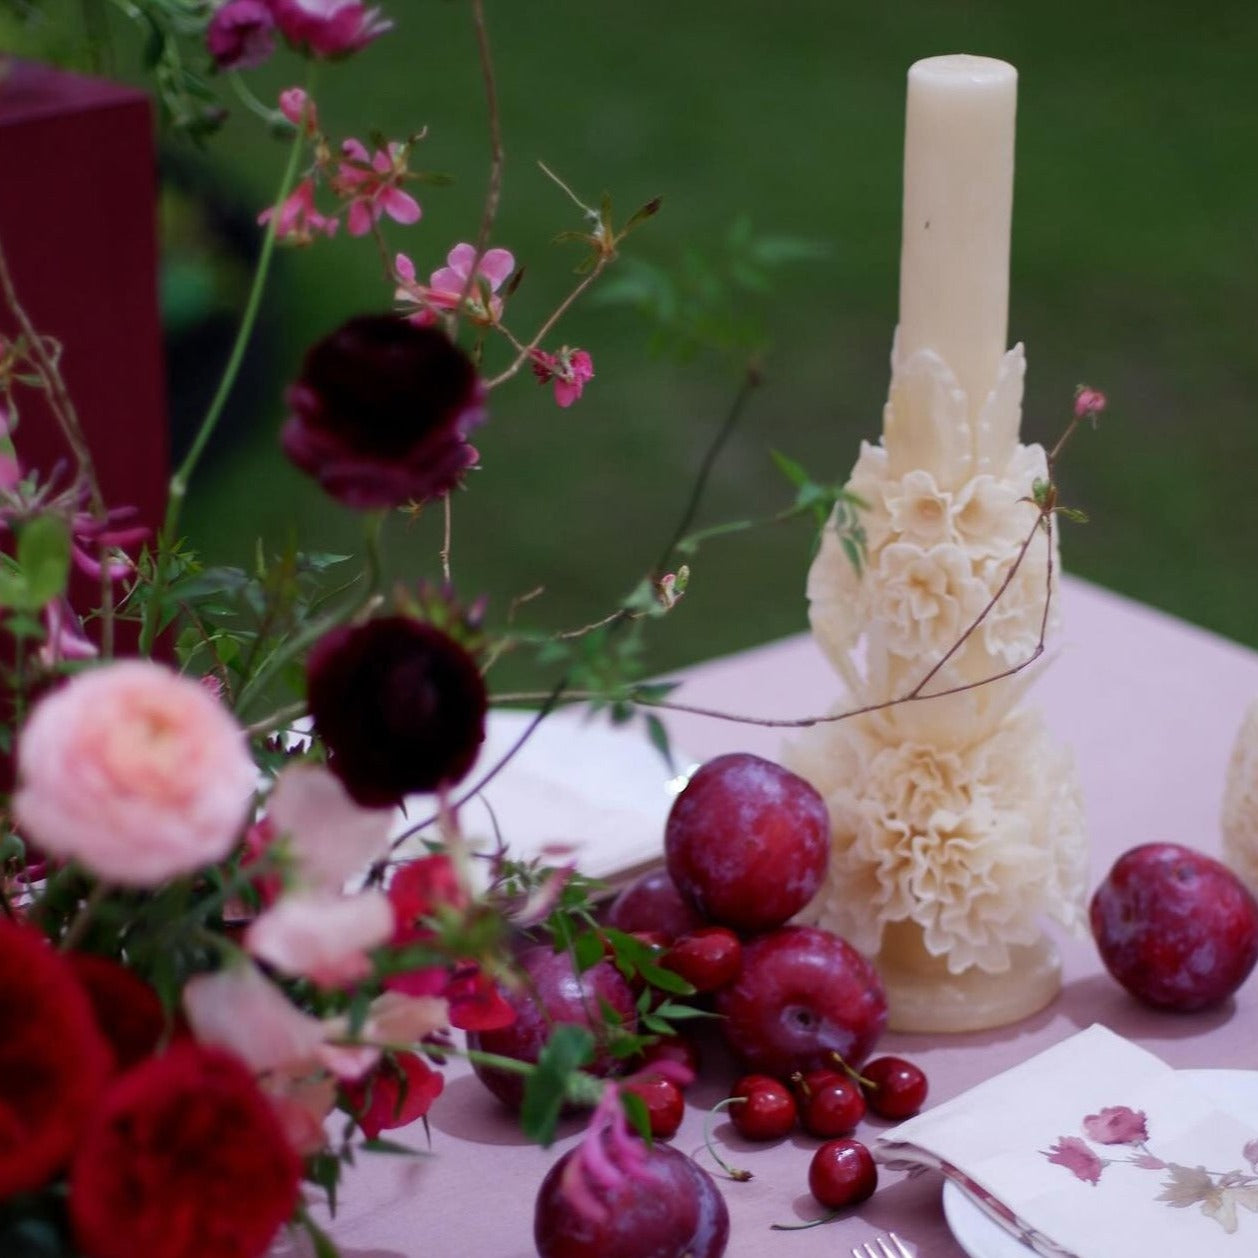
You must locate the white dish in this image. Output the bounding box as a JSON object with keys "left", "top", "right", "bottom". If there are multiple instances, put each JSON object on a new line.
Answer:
{"left": 942, "top": 1069, "right": 1258, "bottom": 1258}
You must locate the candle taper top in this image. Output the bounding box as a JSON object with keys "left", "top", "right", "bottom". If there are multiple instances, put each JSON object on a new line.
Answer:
{"left": 897, "top": 54, "right": 1017, "bottom": 424}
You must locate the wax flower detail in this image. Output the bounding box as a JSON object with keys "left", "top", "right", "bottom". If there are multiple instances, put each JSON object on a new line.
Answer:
{"left": 395, "top": 243, "right": 516, "bottom": 326}
{"left": 1044, "top": 1105, "right": 1258, "bottom": 1236}
{"left": 531, "top": 346, "right": 595, "bottom": 408}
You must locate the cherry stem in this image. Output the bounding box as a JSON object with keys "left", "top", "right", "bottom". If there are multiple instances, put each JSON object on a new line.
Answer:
{"left": 828, "top": 1050, "right": 874, "bottom": 1091}
{"left": 702, "top": 1097, "right": 753, "bottom": 1182}
{"left": 770, "top": 1211, "right": 842, "bottom": 1231}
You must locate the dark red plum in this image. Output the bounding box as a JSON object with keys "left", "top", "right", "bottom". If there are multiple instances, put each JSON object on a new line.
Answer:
{"left": 534, "top": 1139, "right": 728, "bottom": 1258}
{"left": 715, "top": 925, "right": 886, "bottom": 1078}
{"left": 605, "top": 868, "right": 707, "bottom": 942}
{"left": 467, "top": 946, "right": 637, "bottom": 1109}
{"left": 1090, "top": 842, "right": 1258, "bottom": 1011}
{"left": 664, "top": 753, "right": 829, "bottom": 932}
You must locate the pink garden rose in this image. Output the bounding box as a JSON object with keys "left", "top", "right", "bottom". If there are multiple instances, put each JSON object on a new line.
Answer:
{"left": 14, "top": 661, "right": 256, "bottom": 886}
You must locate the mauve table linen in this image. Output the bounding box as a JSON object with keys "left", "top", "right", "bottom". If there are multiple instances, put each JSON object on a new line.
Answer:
{"left": 278, "top": 574, "right": 1258, "bottom": 1258}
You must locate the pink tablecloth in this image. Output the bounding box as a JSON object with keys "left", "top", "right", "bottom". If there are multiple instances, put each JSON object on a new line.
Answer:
{"left": 284, "top": 575, "right": 1258, "bottom": 1258}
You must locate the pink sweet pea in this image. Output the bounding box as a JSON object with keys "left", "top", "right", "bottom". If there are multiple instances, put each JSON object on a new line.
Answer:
{"left": 266, "top": 762, "right": 394, "bottom": 891}
{"left": 258, "top": 178, "right": 339, "bottom": 245}
{"left": 269, "top": 0, "right": 392, "bottom": 58}
{"left": 395, "top": 243, "right": 515, "bottom": 326}
{"left": 206, "top": 0, "right": 277, "bottom": 71}
{"left": 531, "top": 346, "right": 594, "bottom": 408}
{"left": 1074, "top": 385, "right": 1107, "bottom": 420}
{"left": 245, "top": 889, "right": 394, "bottom": 987}
{"left": 278, "top": 87, "right": 318, "bottom": 134}
{"left": 14, "top": 661, "right": 256, "bottom": 886}
{"left": 332, "top": 139, "right": 420, "bottom": 237}
{"left": 38, "top": 599, "right": 98, "bottom": 668}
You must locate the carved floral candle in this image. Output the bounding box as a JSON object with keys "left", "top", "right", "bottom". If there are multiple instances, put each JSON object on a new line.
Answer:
{"left": 790, "top": 56, "right": 1088, "bottom": 1033}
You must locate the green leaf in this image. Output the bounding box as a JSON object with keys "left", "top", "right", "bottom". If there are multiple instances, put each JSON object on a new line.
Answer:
{"left": 644, "top": 714, "right": 674, "bottom": 772}
{"left": 12, "top": 514, "right": 70, "bottom": 610}
{"left": 620, "top": 1088, "right": 653, "bottom": 1143}
{"left": 770, "top": 448, "right": 810, "bottom": 488}
{"left": 571, "top": 929, "right": 606, "bottom": 974}
{"left": 520, "top": 1024, "right": 596, "bottom": 1146}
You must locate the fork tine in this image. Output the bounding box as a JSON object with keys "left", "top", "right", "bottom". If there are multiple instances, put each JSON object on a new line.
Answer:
{"left": 887, "top": 1234, "right": 914, "bottom": 1258}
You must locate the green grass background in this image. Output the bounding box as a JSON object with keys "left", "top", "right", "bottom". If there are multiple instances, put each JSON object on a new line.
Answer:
{"left": 15, "top": 1, "right": 1258, "bottom": 682}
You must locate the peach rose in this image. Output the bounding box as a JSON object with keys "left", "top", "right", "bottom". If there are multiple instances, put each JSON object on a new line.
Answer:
{"left": 14, "top": 660, "right": 256, "bottom": 886}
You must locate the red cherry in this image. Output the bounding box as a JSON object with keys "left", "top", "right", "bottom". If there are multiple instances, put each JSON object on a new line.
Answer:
{"left": 664, "top": 927, "right": 743, "bottom": 993}
{"left": 808, "top": 1138, "right": 877, "bottom": 1210}
{"left": 861, "top": 1056, "right": 928, "bottom": 1119}
{"left": 623, "top": 1076, "right": 685, "bottom": 1140}
{"left": 638, "top": 1035, "right": 701, "bottom": 1082}
{"left": 800, "top": 1075, "right": 866, "bottom": 1138}
{"left": 728, "top": 1074, "right": 797, "bottom": 1141}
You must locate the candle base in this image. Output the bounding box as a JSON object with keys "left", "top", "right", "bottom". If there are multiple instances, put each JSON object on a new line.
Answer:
{"left": 873, "top": 920, "right": 1061, "bottom": 1033}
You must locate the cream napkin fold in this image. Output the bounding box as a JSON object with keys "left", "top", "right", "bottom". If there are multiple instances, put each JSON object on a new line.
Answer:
{"left": 875, "top": 1024, "right": 1258, "bottom": 1258}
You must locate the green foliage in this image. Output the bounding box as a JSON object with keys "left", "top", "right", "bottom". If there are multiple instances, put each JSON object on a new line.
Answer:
{"left": 0, "top": 514, "right": 70, "bottom": 612}
{"left": 520, "top": 1024, "right": 596, "bottom": 1146}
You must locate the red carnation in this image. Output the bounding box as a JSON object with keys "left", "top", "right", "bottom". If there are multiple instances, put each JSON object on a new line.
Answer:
{"left": 282, "top": 314, "right": 485, "bottom": 510}
{"left": 343, "top": 1052, "right": 444, "bottom": 1139}
{"left": 0, "top": 920, "right": 111, "bottom": 1199}
{"left": 307, "top": 616, "right": 487, "bottom": 806}
{"left": 67, "top": 951, "right": 167, "bottom": 1074}
{"left": 70, "top": 1044, "right": 300, "bottom": 1258}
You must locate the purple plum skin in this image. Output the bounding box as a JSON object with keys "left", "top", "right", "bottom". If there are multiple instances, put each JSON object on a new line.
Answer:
{"left": 1090, "top": 842, "right": 1258, "bottom": 1011}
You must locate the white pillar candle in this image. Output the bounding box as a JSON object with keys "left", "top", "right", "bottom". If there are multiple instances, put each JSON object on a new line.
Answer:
{"left": 897, "top": 54, "right": 1017, "bottom": 421}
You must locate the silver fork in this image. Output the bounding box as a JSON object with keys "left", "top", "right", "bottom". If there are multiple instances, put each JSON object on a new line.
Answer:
{"left": 851, "top": 1233, "right": 914, "bottom": 1258}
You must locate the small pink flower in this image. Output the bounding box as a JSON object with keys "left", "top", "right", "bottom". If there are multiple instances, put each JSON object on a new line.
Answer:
{"left": 270, "top": 0, "right": 392, "bottom": 58}
{"left": 38, "top": 599, "right": 98, "bottom": 667}
{"left": 14, "top": 660, "right": 256, "bottom": 886}
{"left": 1044, "top": 1136, "right": 1105, "bottom": 1185}
{"left": 265, "top": 762, "right": 394, "bottom": 891}
{"left": 395, "top": 243, "right": 515, "bottom": 325}
{"left": 1083, "top": 1105, "right": 1148, "bottom": 1145}
{"left": 206, "top": 0, "right": 276, "bottom": 71}
{"left": 332, "top": 139, "right": 420, "bottom": 237}
{"left": 278, "top": 87, "right": 318, "bottom": 134}
{"left": 245, "top": 889, "right": 394, "bottom": 987}
{"left": 560, "top": 1086, "right": 653, "bottom": 1224}
{"left": 70, "top": 504, "right": 148, "bottom": 584}
{"left": 258, "top": 178, "right": 339, "bottom": 245}
{"left": 1074, "top": 385, "right": 1107, "bottom": 420}
{"left": 531, "top": 346, "right": 594, "bottom": 408}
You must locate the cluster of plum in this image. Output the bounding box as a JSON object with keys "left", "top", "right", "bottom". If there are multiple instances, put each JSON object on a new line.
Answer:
{"left": 467, "top": 752, "right": 928, "bottom": 1255}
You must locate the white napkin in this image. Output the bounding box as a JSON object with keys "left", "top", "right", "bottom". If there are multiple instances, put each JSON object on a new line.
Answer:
{"left": 876, "top": 1025, "right": 1258, "bottom": 1258}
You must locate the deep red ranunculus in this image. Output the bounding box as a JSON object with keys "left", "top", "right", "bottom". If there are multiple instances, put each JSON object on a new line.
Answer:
{"left": 66, "top": 952, "right": 168, "bottom": 1074}
{"left": 342, "top": 1052, "right": 444, "bottom": 1139}
{"left": 307, "top": 616, "right": 487, "bottom": 806}
{"left": 69, "top": 1044, "right": 301, "bottom": 1258}
{"left": 0, "top": 920, "right": 112, "bottom": 1199}
{"left": 282, "top": 314, "right": 485, "bottom": 510}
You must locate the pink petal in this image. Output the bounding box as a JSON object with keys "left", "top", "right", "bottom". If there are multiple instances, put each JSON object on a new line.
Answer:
{"left": 383, "top": 189, "right": 421, "bottom": 226}
{"left": 346, "top": 199, "right": 375, "bottom": 237}
{"left": 395, "top": 252, "right": 416, "bottom": 283}
{"left": 341, "top": 136, "right": 369, "bottom": 163}
{"left": 445, "top": 242, "right": 478, "bottom": 277}
{"left": 479, "top": 247, "right": 515, "bottom": 289}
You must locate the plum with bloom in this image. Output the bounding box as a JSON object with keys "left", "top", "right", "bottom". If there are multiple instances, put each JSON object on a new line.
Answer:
{"left": 69, "top": 1044, "right": 301, "bottom": 1258}
{"left": 307, "top": 615, "right": 487, "bottom": 805}
{"left": 282, "top": 314, "right": 485, "bottom": 510}
{"left": 0, "top": 922, "right": 112, "bottom": 1198}
{"left": 13, "top": 660, "right": 256, "bottom": 886}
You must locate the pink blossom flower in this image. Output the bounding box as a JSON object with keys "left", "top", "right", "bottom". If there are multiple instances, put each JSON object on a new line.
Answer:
{"left": 560, "top": 1086, "right": 653, "bottom": 1224}
{"left": 14, "top": 660, "right": 256, "bottom": 886}
{"left": 1074, "top": 385, "right": 1107, "bottom": 420}
{"left": 360, "top": 992, "right": 450, "bottom": 1045}
{"left": 278, "top": 87, "right": 318, "bottom": 134}
{"left": 245, "top": 889, "right": 394, "bottom": 987}
{"left": 184, "top": 964, "right": 327, "bottom": 1074}
{"left": 70, "top": 503, "right": 149, "bottom": 584}
{"left": 38, "top": 599, "right": 98, "bottom": 668}
{"left": 395, "top": 243, "right": 515, "bottom": 326}
{"left": 1044, "top": 1136, "right": 1105, "bottom": 1185}
{"left": 1083, "top": 1105, "right": 1148, "bottom": 1145}
{"left": 332, "top": 139, "right": 420, "bottom": 237}
{"left": 270, "top": 0, "right": 392, "bottom": 58}
{"left": 531, "top": 346, "right": 594, "bottom": 408}
{"left": 265, "top": 761, "right": 394, "bottom": 891}
{"left": 258, "top": 178, "right": 339, "bottom": 245}
{"left": 206, "top": 0, "right": 276, "bottom": 70}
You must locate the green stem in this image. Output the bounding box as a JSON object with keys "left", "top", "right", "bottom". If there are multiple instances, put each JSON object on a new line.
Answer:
{"left": 139, "top": 75, "right": 314, "bottom": 656}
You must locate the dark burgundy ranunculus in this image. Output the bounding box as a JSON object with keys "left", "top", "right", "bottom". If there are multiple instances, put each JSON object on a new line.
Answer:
{"left": 282, "top": 314, "right": 485, "bottom": 510}
{"left": 307, "top": 616, "right": 486, "bottom": 806}
{"left": 0, "top": 921, "right": 112, "bottom": 1198}
{"left": 69, "top": 1044, "right": 300, "bottom": 1258}
{"left": 206, "top": 0, "right": 277, "bottom": 70}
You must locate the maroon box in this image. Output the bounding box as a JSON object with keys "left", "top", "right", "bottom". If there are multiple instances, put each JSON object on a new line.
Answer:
{"left": 0, "top": 58, "right": 168, "bottom": 548}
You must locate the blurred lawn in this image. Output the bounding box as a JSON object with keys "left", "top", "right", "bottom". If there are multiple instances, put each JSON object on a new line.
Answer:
{"left": 37, "top": 2, "right": 1258, "bottom": 680}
